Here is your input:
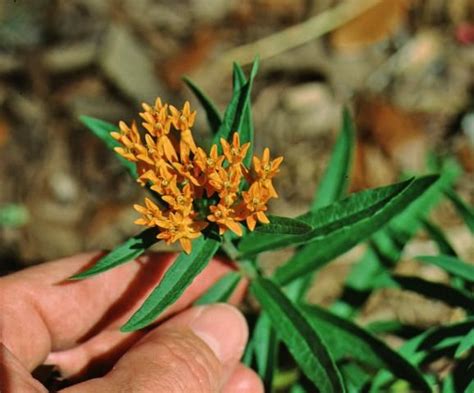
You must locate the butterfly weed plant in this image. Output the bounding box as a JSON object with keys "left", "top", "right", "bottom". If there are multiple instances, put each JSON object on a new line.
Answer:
{"left": 76, "top": 59, "right": 474, "bottom": 392}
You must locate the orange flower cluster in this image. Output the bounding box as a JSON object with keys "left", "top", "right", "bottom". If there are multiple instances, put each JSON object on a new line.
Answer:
{"left": 111, "top": 98, "right": 283, "bottom": 254}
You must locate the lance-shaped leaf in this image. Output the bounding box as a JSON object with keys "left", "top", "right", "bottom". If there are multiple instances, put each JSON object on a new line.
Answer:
{"left": 340, "top": 362, "right": 372, "bottom": 393}
{"left": 369, "top": 159, "right": 461, "bottom": 264}
{"left": 233, "top": 62, "right": 255, "bottom": 167}
{"left": 250, "top": 276, "right": 345, "bottom": 393}
{"left": 79, "top": 115, "right": 138, "bottom": 178}
{"left": 299, "top": 304, "right": 431, "bottom": 392}
{"left": 371, "top": 319, "right": 474, "bottom": 390}
{"left": 255, "top": 216, "right": 313, "bottom": 235}
{"left": 454, "top": 328, "right": 474, "bottom": 358}
{"left": 252, "top": 313, "right": 278, "bottom": 392}
{"left": 183, "top": 77, "right": 222, "bottom": 134}
{"left": 239, "top": 178, "right": 412, "bottom": 256}
{"left": 121, "top": 237, "right": 220, "bottom": 332}
{"left": 312, "top": 107, "right": 355, "bottom": 211}
{"left": 291, "top": 106, "right": 355, "bottom": 302}
{"left": 417, "top": 255, "right": 474, "bottom": 282}
{"left": 338, "top": 161, "right": 460, "bottom": 313}
{"left": 290, "top": 384, "right": 309, "bottom": 393}
{"left": 212, "top": 58, "right": 259, "bottom": 150}
{"left": 194, "top": 271, "right": 241, "bottom": 305}
{"left": 71, "top": 228, "right": 159, "bottom": 280}
{"left": 374, "top": 273, "right": 474, "bottom": 311}
{"left": 273, "top": 176, "right": 438, "bottom": 285}
{"left": 421, "top": 219, "right": 457, "bottom": 256}
{"left": 445, "top": 189, "right": 474, "bottom": 233}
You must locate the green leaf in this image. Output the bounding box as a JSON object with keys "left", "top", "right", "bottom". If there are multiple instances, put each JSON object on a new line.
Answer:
{"left": 250, "top": 276, "right": 345, "bottom": 393}
{"left": 242, "top": 339, "right": 254, "bottom": 367}
{"left": 374, "top": 274, "right": 474, "bottom": 311}
{"left": 193, "top": 271, "right": 241, "bottom": 305}
{"left": 299, "top": 304, "right": 431, "bottom": 392}
{"left": 365, "top": 320, "right": 406, "bottom": 335}
{"left": 255, "top": 215, "right": 313, "bottom": 235}
{"left": 338, "top": 161, "right": 461, "bottom": 314}
{"left": 232, "top": 62, "right": 255, "bottom": 167}
{"left": 79, "top": 115, "right": 138, "bottom": 178}
{"left": 371, "top": 160, "right": 461, "bottom": 264}
{"left": 422, "top": 219, "right": 457, "bottom": 256}
{"left": 212, "top": 58, "right": 259, "bottom": 149}
{"left": 253, "top": 313, "right": 278, "bottom": 391}
{"left": 454, "top": 328, "right": 474, "bottom": 358}
{"left": 311, "top": 107, "right": 355, "bottom": 211}
{"left": 371, "top": 319, "right": 474, "bottom": 390}
{"left": 445, "top": 189, "right": 474, "bottom": 233}
{"left": 466, "top": 379, "right": 474, "bottom": 393}
{"left": 285, "top": 273, "right": 313, "bottom": 302}
{"left": 183, "top": 77, "right": 222, "bottom": 134}
{"left": 290, "top": 384, "right": 309, "bottom": 393}
{"left": 343, "top": 245, "right": 382, "bottom": 293}
{"left": 239, "top": 178, "right": 413, "bottom": 256}
{"left": 121, "top": 237, "right": 220, "bottom": 332}
{"left": 273, "top": 176, "right": 439, "bottom": 285}
{"left": 417, "top": 255, "right": 474, "bottom": 282}
{"left": 340, "top": 362, "right": 372, "bottom": 392}
{"left": 291, "top": 106, "right": 355, "bottom": 302}
{"left": 0, "top": 204, "right": 29, "bottom": 228}
{"left": 70, "top": 228, "right": 159, "bottom": 279}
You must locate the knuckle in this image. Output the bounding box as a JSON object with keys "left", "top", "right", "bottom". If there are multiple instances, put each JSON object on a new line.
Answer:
{"left": 113, "top": 329, "right": 222, "bottom": 393}
{"left": 154, "top": 330, "right": 221, "bottom": 393}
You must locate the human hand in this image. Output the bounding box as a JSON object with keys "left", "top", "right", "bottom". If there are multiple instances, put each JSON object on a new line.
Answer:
{"left": 0, "top": 252, "right": 263, "bottom": 392}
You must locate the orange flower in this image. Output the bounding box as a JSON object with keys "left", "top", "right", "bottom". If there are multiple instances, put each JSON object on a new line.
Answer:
{"left": 162, "top": 184, "right": 194, "bottom": 216}
{"left": 147, "top": 164, "right": 177, "bottom": 195}
{"left": 253, "top": 147, "right": 283, "bottom": 198}
{"left": 207, "top": 203, "right": 243, "bottom": 236}
{"left": 170, "top": 101, "right": 197, "bottom": 155}
{"left": 111, "top": 121, "right": 142, "bottom": 162}
{"left": 221, "top": 133, "right": 250, "bottom": 166}
{"left": 156, "top": 211, "right": 207, "bottom": 254}
{"left": 194, "top": 145, "right": 224, "bottom": 173}
{"left": 169, "top": 101, "right": 197, "bottom": 132}
{"left": 240, "top": 182, "right": 271, "bottom": 231}
{"left": 134, "top": 197, "right": 164, "bottom": 227}
{"left": 112, "top": 97, "right": 283, "bottom": 254}
{"left": 194, "top": 145, "right": 225, "bottom": 197}
{"left": 172, "top": 145, "right": 201, "bottom": 187}
{"left": 140, "top": 98, "right": 171, "bottom": 137}
{"left": 208, "top": 165, "right": 242, "bottom": 198}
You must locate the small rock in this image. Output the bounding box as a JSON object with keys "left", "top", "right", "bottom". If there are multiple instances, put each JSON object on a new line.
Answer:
{"left": 48, "top": 172, "right": 79, "bottom": 204}
{"left": 190, "top": 0, "right": 236, "bottom": 23}
{"left": 282, "top": 83, "right": 334, "bottom": 114}
{"left": 394, "top": 30, "right": 443, "bottom": 76}
{"left": 99, "top": 23, "right": 168, "bottom": 104}
{"left": 43, "top": 41, "right": 98, "bottom": 73}
{"left": 0, "top": 53, "right": 22, "bottom": 74}
{"left": 461, "top": 112, "right": 474, "bottom": 145}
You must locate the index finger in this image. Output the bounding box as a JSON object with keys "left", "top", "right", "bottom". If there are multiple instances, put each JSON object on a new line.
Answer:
{"left": 0, "top": 252, "right": 239, "bottom": 371}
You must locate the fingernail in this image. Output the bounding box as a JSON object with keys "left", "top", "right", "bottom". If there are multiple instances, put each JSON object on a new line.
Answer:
{"left": 190, "top": 304, "right": 248, "bottom": 364}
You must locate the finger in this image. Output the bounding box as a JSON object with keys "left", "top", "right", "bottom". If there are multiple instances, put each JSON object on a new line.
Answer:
{"left": 222, "top": 364, "right": 264, "bottom": 393}
{"left": 0, "top": 344, "right": 47, "bottom": 393}
{"left": 60, "top": 304, "right": 248, "bottom": 393}
{"left": 44, "top": 330, "right": 144, "bottom": 380}
{"left": 44, "top": 277, "right": 247, "bottom": 379}
{"left": 0, "top": 252, "right": 241, "bottom": 371}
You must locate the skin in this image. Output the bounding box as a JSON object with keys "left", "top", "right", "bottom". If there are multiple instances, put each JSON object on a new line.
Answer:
{"left": 0, "top": 252, "right": 263, "bottom": 393}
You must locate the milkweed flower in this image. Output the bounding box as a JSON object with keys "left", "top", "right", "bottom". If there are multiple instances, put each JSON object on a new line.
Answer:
{"left": 112, "top": 99, "right": 283, "bottom": 254}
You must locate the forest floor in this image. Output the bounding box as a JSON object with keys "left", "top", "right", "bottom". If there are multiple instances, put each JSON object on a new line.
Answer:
{"left": 1, "top": 0, "right": 473, "bottom": 388}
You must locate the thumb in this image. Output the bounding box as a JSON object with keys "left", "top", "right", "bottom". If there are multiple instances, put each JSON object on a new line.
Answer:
{"left": 0, "top": 344, "right": 47, "bottom": 393}
{"left": 61, "top": 304, "right": 252, "bottom": 393}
